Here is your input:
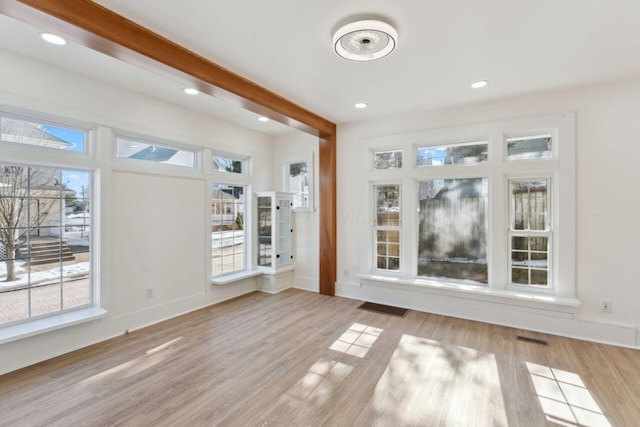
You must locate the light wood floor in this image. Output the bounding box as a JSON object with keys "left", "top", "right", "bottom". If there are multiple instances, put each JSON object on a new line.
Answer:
{"left": 1, "top": 289, "right": 639, "bottom": 427}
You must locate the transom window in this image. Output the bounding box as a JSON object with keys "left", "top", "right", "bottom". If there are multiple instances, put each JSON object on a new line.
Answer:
{"left": 416, "top": 141, "right": 488, "bottom": 167}
{"left": 1, "top": 114, "right": 86, "bottom": 152}
{"left": 212, "top": 154, "right": 246, "bottom": 174}
{"left": 373, "top": 149, "right": 403, "bottom": 170}
{"left": 116, "top": 136, "right": 196, "bottom": 168}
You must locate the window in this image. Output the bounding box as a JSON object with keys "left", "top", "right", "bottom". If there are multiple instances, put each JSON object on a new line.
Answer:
{"left": 283, "top": 152, "right": 313, "bottom": 211}
{"left": 509, "top": 178, "right": 551, "bottom": 287}
{"left": 1, "top": 114, "right": 86, "bottom": 152}
{"left": 211, "top": 184, "right": 246, "bottom": 277}
{"left": 0, "top": 163, "right": 92, "bottom": 325}
{"left": 416, "top": 141, "right": 488, "bottom": 167}
{"left": 360, "top": 113, "right": 575, "bottom": 299}
{"left": 373, "top": 149, "right": 403, "bottom": 170}
{"left": 418, "top": 178, "right": 488, "bottom": 283}
{"left": 374, "top": 185, "right": 400, "bottom": 271}
{"left": 506, "top": 134, "right": 552, "bottom": 161}
{"left": 116, "top": 136, "right": 196, "bottom": 168}
{"left": 212, "top": 154, "right": 245, "bottom": 174}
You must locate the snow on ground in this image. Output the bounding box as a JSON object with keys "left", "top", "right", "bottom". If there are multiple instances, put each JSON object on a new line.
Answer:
{"left": 0, "top": 262, "right": 90, "bottom": 292}
{"left": 212, "top": 231, "right": 244, "bottom": 248}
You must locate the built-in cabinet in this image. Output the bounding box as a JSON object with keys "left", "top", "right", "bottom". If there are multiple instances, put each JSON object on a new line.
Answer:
{"left": 256, "top": 192, "right": 295, "bottom": 292}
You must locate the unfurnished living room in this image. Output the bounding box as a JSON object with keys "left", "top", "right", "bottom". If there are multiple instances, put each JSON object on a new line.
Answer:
{"left": 0, "top": 1, "right": 639, "bottom": 426}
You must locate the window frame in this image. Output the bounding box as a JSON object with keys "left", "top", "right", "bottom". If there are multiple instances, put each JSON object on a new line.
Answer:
{"left": 210, "top": 183, "right": 248, "bottom": 278}
{"left": 281, "top": 151, "right": 314, "bottom": 212}
{"left": 372, "top": 183, "right": 402, "bottom": 273}
{"left": 358, "top": 113, "right": 576, "bottom": 299}
{"left": 0, "top": 107, "right": 100, "bottom": 332}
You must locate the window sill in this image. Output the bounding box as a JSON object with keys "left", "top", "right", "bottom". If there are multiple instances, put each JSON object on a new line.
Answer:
{"left": 356, "top": 273, "right": 581, "bottom": 316}
{"left": 0, "top": 307, "right": 108, "bottom": 345}
{"left": 211, "top": 270, "right": 263, "bottom": 285}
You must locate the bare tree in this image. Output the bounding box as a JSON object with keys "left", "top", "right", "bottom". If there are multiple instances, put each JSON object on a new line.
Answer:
{"left": 0, "top": 165, "right": 58, "bottom": 281}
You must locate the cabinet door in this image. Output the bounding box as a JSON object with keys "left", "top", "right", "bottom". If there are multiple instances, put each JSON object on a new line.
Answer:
{"left": 257, "top": 196, "right": 272, "bottom": 267}
{"left": 277, "top": 198, "right": 291, "bottom": 265}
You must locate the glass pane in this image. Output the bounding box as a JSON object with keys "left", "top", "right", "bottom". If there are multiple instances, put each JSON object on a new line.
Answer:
{"left": 0, "top": 288, "right": 29, "bottom": 323}
{"left": 375, "top": 185, "right": 400, "bottom": 226}
{"left": 213, "top": 156, "right": 244, "bottom": 174}
{"left": 511, "top": 179, "right": 548, "bottom": 230}
{"left": 212, "top": 184, "right": 246, "bottom": 276}
{"left": 530, "top": 269, "right": 548, "bottom": 285}
{"left": 377, "top": 257, "right": 387, "bottom": 269}
{"left": 373, "top": 150, "right": 403, "bottom": 169}
{"left": 388, "top": 257, "right": 400, "bottom": 271}
{"left": 116, "top": 137, "right": 196, "bottom": 168}
{"left": 388, "top": 243, "right": 400, "bottom": 257}
{"left": 507, "top": 134, "right": 552, "bottom": 160}
{"left": 418, "top": 178, "right": 488, "bottom": 283}
{"left": 30, "top": 283, "right": 62, "bottom": 317}
{"left": 288, "top": 162, "right": 310, "bottom": 208}
{"left": 511, "top": 268, "right": 529, "bottom": 285}
{"left": 417, "top": 142, "right": 488, "bottom": 167}
{"left": 62, "top": 256, "right": 91, "bottom": 310}
{"left": 1, "top": 116, "right": 86, "bottom": 151}
{"left": 377, "top": 243, "right": 387, "bottom": 256}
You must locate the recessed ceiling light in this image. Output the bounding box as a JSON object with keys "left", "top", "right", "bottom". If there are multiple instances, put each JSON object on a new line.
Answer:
{"left": 354, "top": 102, "right": 368, "bottom": 109}
{"left": 184, "top": 88, "right": 199, "bottom": 95}
{"left": 40, "top": 33, "right": 67, "bottom": 46}
{"left": 471, "top": 80, "right": 489, "bottom": 89}
{"left": 333, "top": 20, "right": 398, "bottom": 62}
{"left": 258, "top": 116, "right": 269, "bottom": 122}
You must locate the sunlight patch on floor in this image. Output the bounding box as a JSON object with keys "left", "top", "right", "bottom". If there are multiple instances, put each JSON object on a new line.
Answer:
{"left": 329, "top": 323, "right": 382, "bottom": 358}
{"left": 286, "top": 358, "right": 353, "bottom": 405}
{"left": 369, "top": 334, "right": 507, "bottom": 426}
{"left": 527, "top": 362, "right": 611, "bottom": 427}
{"left": 80, "top": 336, "right": 183, "bottom": 385}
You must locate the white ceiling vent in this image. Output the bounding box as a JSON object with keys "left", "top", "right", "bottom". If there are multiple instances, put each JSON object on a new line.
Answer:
{"left": 333, "top": 20, "right": 398, "bottom": 62}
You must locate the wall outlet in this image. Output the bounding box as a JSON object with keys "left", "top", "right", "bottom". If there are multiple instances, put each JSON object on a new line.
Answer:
{"left": 600, "top": 300, "right": 611, "bottom": 313}
{"left": 146, "top": 287, "right": 154, "bottom": 299}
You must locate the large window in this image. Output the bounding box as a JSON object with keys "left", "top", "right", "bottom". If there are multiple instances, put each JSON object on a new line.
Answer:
{"left": 418, "top": 178, "right": 488, "bottom": 283}
{"left": 211, "top": 184, "right": 246, "bottom": 277}
{"left": 374, "top": 184, "right": 400, "bottom": 271}
{"left": 0, "top": 164, "right": 92, "bottom": 325}
{"left": 361, "top": 113, "right": 575, "bottom": 298}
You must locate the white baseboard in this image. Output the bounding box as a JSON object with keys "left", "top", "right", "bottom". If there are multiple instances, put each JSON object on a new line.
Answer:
{"left": 293, "top": 275, "right": 319, "bottom": 292}
{"left": 336, "top": 281, "right": 639, "bottom": 349}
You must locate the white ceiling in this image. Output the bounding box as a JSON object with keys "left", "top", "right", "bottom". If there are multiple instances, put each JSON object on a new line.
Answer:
{"left": 89, "top": 0, "right": 640, "bottom": 124}
{"left": 4, "top": 1, "right": 640, "bottom": 128}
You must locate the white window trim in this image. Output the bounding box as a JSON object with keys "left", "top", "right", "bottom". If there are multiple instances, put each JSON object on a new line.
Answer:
{"left": 358, "top": 112, "right": 576, "bottom": 300}
{"left": 372, "top": 182, "right": 402, "bottom": 273}
{"left": 0, "top": 107, "right": 104, "bottom": 335}
{"left": 281, "top": 151, "right": 314, "bottom": 212}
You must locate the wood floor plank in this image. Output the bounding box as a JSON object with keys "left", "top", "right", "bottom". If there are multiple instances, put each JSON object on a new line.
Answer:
{"left": 1, "top": 289, "right": 639, "bottom": 426}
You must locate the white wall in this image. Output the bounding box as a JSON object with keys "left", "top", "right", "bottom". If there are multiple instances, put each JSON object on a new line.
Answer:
{"left": 0, "top": 49, "right": 274, "bottom": 374}
{"left": 337, "top": 79, "right": 640, "bottom": 348}
{"left": 273, "top": 131, "right": 320, "bottom": 292}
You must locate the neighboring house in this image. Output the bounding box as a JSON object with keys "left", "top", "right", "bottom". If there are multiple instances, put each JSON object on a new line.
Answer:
{"left": 1, "top": 117, "right": 74, "bottom": 149}
{"left": 211, "top": 187, "right": 243, "bottom": 231}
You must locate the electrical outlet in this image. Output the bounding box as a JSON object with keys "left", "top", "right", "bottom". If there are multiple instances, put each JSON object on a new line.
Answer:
{"left": 600, "top": 300, "right": 611, "bottom": 313}
{"left": 146, "top": 287, "right": 154, "bottom": 299}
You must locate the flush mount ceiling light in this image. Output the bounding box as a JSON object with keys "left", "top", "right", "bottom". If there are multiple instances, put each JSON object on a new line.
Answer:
{"left": 333, "top": 20, "right": 398, "bottom": 62}
{"left": 40, "top": 32, "right": 66, "bottom": 45}
{"left": 354, "top": 102, "right": 368, "bottom": 109}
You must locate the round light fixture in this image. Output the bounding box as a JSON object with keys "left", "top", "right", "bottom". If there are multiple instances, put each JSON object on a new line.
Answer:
{"left": 354, "top": 102, "right": 368, "bottom": 109}
{"left": 471, "top": 80, "right": 489, "bottom": 89}
{"left": 40, "top": 33, "right": 67, "bottom": 46}
{"left": 184, "top": 88, "right": 199, "bottom": 95}
{"left": 333, "top": 20, "right": 397, "bottom": 62}
{"left": 258, "top": 116, "right": 269, "bottom": 122}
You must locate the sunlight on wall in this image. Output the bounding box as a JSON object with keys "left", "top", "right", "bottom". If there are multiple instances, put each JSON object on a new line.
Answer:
{"left": 329, "top": 323, "right": 382, "bottom": 358}
{"left": 527, "top": 362, "right": 611, "bottom": 427}
{"left": 371, "top": 334, "right": 507, "bottom": 426}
